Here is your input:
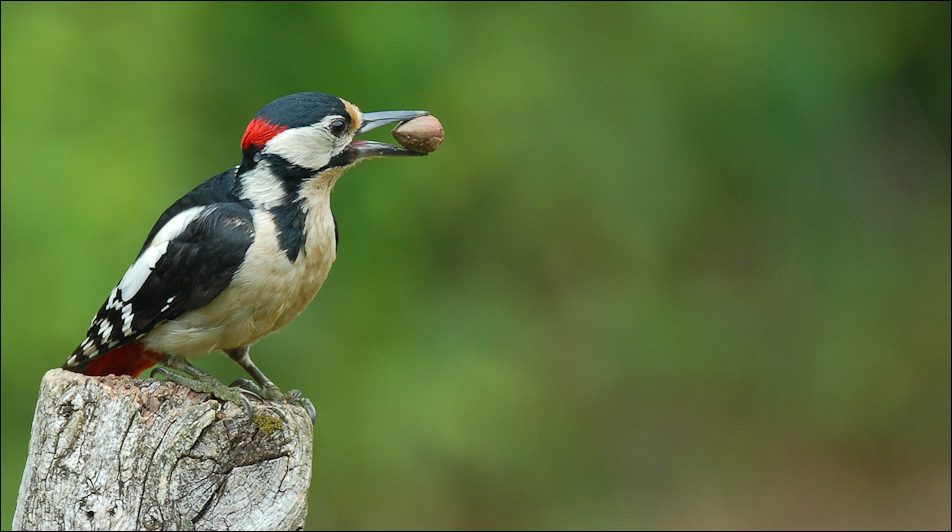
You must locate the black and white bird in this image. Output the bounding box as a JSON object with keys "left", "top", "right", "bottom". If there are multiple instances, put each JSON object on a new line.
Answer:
{"left": 62, "top": 92, "right": 432, "bottom": 414}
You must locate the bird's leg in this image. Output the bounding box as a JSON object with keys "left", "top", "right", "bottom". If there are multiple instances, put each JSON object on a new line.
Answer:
{"left": 151, "top": 357, "right": 253, "bottom": 417}
{"left": 225, "top": 346, "right": 316, "bottom": 423}
{"left": 225, "top": 346, "right": 281, "bottom": 398}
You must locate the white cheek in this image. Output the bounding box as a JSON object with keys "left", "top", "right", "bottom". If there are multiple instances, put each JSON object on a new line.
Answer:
{"left": 264, "top": 125, "right": 339, "bottom": 170}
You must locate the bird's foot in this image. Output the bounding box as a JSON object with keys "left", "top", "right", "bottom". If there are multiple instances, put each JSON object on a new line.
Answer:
{"left": 231, "top": 378, "right": 316, "bottom": 424}
{"left": 151, "top": 367, "right": 254, "bottom": 418}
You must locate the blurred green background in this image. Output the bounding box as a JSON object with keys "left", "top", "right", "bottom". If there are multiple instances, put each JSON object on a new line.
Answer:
{"left": 2, "top": 2, "right": 949, "bottom": 529}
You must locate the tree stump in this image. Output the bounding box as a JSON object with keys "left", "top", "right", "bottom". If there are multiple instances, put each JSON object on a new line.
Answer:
{"left": 13, "top": 369, "right": 312, "bottom": 531}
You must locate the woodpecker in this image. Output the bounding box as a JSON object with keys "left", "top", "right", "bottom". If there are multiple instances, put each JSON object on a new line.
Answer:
{"left": 62, "top": 92, "right": 431, "bottom": 417}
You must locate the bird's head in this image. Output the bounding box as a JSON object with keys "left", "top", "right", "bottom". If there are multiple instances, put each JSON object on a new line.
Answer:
{"left": 237, "top": 92, "right": 428, "bottom": 193}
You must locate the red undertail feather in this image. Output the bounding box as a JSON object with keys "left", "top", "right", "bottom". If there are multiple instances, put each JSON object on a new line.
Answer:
{"left": 82, "top": 343, "right": 165, "bottom": 378}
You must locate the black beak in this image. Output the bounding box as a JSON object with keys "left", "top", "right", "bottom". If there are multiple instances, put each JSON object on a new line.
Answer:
{"left": 351, "top": 110, "right": 429, "bottom": 160}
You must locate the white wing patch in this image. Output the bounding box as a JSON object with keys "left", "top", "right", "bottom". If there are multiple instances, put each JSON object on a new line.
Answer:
{"left": 115, "top": 206, "right": 207, "bottom": 301}
{"left": 67, "top": 204, "right": 232, "bottom": 368}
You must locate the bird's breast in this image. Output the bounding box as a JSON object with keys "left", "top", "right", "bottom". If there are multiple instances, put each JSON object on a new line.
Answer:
{"left": 233, "top": 203, "right": 338, "bottom": 330}
{"left": 144, "top": 194, "right": 337, "bottom": 357}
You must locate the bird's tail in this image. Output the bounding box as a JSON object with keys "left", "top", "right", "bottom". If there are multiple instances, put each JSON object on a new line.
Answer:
{"left": 63, "top": 342, "right": 165, "bottom": 378}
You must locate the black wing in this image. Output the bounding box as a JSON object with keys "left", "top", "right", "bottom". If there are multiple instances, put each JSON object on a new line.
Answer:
{"left": 137, "top": 167, "right": 249, "bottom": 256}
{"left": 65, "top": 199, "right": 255, "bottom": 372}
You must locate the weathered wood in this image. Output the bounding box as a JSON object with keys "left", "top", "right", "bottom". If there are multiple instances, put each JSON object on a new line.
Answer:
{"left": 13, "top": 369, "right": 312, "bottom": 531}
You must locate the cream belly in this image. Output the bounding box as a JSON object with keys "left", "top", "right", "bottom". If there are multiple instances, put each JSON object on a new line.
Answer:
{"left": 143, "top": 195, "right": 337, "bottom": 358}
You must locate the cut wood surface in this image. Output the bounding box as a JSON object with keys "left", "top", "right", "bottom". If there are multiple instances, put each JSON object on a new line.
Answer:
{"left": 13, "top": 369, "right": 312, "bottom": 531}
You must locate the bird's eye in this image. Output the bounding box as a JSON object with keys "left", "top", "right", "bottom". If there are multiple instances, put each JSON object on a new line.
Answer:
{"left": 330, "top": 119, "right": 347, "bottom": 137}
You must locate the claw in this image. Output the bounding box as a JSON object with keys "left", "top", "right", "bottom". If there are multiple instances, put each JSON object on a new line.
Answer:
{"left": 240, "top": 388, "right": 263, "bottom": 401}
{"left": 239, "top": 393, "right": 254, "bottom": 418}
{"left": 284, "top": 389, "right": 303, "bottom": 403}
{"left": 229, "top": 377, "right": 255, "bottom": 389}
{"left": 297, "top": 397, "right": 317, "bottom": 425}
{"left": 230, "top": 378, "right": 264, "bottom": 399}
{"left": 150, "top": 367, "right": 175, "bottom": 380}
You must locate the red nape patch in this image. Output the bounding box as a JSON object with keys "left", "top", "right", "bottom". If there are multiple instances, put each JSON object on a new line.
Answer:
{"left": 241, "top": 117, "right": 288, "bottom": 151}
{"left": 83, "top": 343, "right": 165, "bottom": 378}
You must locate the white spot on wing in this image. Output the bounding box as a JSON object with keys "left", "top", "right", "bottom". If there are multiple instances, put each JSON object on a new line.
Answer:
{"left": 97, "top": 320, "right": 114, "bottom": 340}
{"left": 121, "top": 303, "right": 134, "bottom": 336}
{"left": 106, "top": 288, "right": 121, "bottom": 310}
{"left": 115, "top": 206, "right": 207, "bottom": 300}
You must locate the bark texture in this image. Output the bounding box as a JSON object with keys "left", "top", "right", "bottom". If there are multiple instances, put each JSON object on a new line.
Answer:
{"left": 13, "top": 369, "right": 312, "bottom": 531}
